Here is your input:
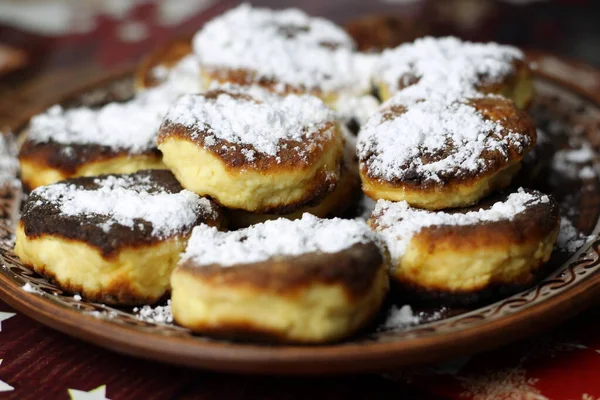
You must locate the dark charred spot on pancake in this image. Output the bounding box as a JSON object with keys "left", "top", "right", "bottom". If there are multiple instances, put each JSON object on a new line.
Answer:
{"left": 319, "top": 41, "right": 344, "bottom": 51}
{"left": 276, "top": 24, "right": 310, "bottom": 39}
{"left": 18, "top": 139, "right": 161, "bottom": 175}
{"left": 20, "top": 170, "right": 222, "bottom": 258}
{"left": 396, "top": 72, "right": 421, "bottom": 91}
{"left": 179, "top": 242, "right": 386, "bottom": 301}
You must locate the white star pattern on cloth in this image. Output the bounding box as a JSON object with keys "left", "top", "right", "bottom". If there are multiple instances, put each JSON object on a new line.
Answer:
{"left": 68, "top": 385, "right": 110, "bottom": 400}
{"left": 0, "top": 312, "right": 15, "bottom": 332}
{"left": 0, "top": 360, "right": 14, "bottom": 392}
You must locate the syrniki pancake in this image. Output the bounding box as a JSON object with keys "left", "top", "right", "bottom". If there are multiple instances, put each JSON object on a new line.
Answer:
{"left": 192, "top": 4, "right": 374, "bottom": 104}
{"left": 369, "top": 189, "right": 560, "bottom": 303}
{"left": 171, "top": 214, "right": 389, "bottom": 343}
{"left": 357, "top": 87, "right": 536, "bottom": 209}
{"left": 372, "top": 36, "right": 533, "bottom": 109}
{"left": 14, "top": 170, "right": 222, "bottom": 305}
{"left": 157, "top": 85, "right": 344, "bottom": 213}
{"left": 18, "top": 86, "right": 180, "bottom": 189}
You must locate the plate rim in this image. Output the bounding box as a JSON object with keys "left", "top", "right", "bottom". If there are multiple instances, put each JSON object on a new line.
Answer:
{"left": 1, "top": 50, "right": 600, "bottom": 375}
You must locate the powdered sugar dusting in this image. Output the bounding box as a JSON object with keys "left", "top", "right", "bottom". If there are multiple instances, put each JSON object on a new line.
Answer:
{"left": 30, "top": 174, "right": 215, "bottom": 238}
{"left": 371, "top": 189, "right": 549, "bottom": 263}
{"left": 162, "top": 86, "right": 336, "bottom": 161}
{"left": 357, "top": 90, "right": 530, "bottom": 183}
{"left": 27, "top": 87, "right": 174, "bottom": 153}
{"left": 149, "top": 54, "right": 205, "bottom": 94}
{"left": 381, "top": 305, "right": 420, "bottom": 330}
{"left": 374, "top": 36, "right": 523, "bottom": 95}
{"left": 557, "top": 217, "right": 594, "bottom": 253}
{"left": 192, "top": 4, "right": 371, "bottom": 94}
{"left": 335, "top": 94, "right": 381, "bottom": 129}
{"left": 551, "top": 143, "right": 596, "bottom": 180}
{"left": 0, "top": 134, "right": 19, "bottom": 187}
{"left": 182, "top": 213, "right": 380, "bottom": 267}
{"left": 134, "top": 300, "right": 173, "bottom": 324}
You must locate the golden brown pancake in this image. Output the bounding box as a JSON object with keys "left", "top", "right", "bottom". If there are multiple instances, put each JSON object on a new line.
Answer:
{"left": 373, "top": 37, "right": 533, "bottom": 109}
{"left": 369, "top": 189, "right": 559, "bottom": 302}
{"left": 357, "top": 91, "right": 536, "bottom": 210}
{"left": 171, "top": 215, "right": 389, "bottom": 343}
{"left": 157, "top": 86, "right": 344, "bottom": 213}
{"left": 18, "top": 86, "right": 175, "bottom": 189}
{"left": 14, "top": 170, "right": 222, "bottom": 305}
{"left": 192, "top": 4, "right": 370, "bottom": 106}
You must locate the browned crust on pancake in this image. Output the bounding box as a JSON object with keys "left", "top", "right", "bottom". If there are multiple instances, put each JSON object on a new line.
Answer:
{"left": 135, "top": 38, "right": 192, "bottom": 89}
{"left": 157, "top": 91, "right": 341, "bottom": 171}
{"left": 360, "top": 96, "right": 536, "bottom": 189}
{"left": 178, "top": 242, "right": 385, "bottom": 301}
{"left": 19, "top": 170, "right": 223, "bottom": 258}
{"left": 28, "top": 259, "right": 169, "bottom": 306}
{"left": 369, "top": 190, "right": 560, "bottom": 249}
{"left": 413, "top": 192, "right": 560, "bottom": 251}
{"left": 18, "top": 139, "right": 161, "bottom": 175}
{"left": 158, "top": 122, "right": 340, "bottom": 172}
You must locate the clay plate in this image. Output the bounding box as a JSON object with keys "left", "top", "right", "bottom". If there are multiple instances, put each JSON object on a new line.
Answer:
{"left": 0, "top": 51, "right": 599, "bottom": 375}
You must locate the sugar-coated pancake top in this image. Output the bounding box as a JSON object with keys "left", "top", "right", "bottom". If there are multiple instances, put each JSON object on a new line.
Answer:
{"left": 160, "top": 85, "right": 338, "bottom": 164}
{"left": 370, "top": 188, "right": 552, "bottom": 263}
{"left": 357, "top": 87, "right": 534, "bottom": 185}
{"left": 181, "top": 213, "right": 380, "bottom": 267}
{"left": 25, "top": 74, "right": 194, "bottom": 155}
{"left": 192, "top": 4, "right": 373, "bottom": 93}
{"left": 22, "top": 170, "right": 219, "bottom": 250}
{"left": 373, "top": 36, "right": 524, "bottom": 94}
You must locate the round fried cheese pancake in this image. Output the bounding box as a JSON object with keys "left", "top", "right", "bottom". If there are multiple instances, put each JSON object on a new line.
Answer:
{"left": 18, "top": 87, "right": 178, "bottom": 190}
{"left": 357, "top": 89, "right": 536, "bottom": 209}
{"left": 369, "top": 189, "right": 559, "bottom": 301}
{"left": 171, "top": 214, "right": 389, "bottom": 343}
{"left": 14, "top": 170, "right": 222, "bottom": 305}
{"left": 157, "top": 86, "right": 344, "bottom": 213}
{"left": 192, "top": 4, "right": 372, "bottom": 105}
{"left": 373, "top": 36, "right": 533, "bottom": 109}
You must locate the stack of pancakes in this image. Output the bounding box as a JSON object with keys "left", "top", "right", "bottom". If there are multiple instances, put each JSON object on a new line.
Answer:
{"left": 14, "top": 4, "right": 561, "bottom": 343}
